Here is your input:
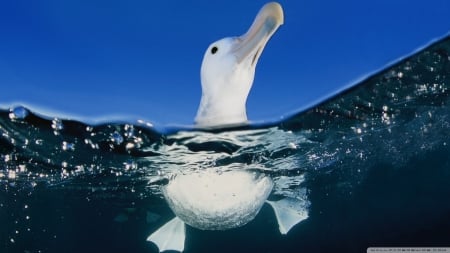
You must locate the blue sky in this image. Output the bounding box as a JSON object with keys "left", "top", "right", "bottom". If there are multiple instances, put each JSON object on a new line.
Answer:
{"left": 0, "top": 0, "right": 449, "bottom": 125}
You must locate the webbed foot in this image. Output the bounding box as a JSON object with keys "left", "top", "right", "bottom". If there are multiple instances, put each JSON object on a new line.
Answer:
{"left": 147, "top": 217, "right": 186, "bottom": 252}
{"left": 266, "top": 197, "right": 309, "bottom": 234}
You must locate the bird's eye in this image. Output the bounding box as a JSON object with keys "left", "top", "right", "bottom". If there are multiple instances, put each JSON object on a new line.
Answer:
{"left": 211, "top": 46, "right": 218, "bottom": 54}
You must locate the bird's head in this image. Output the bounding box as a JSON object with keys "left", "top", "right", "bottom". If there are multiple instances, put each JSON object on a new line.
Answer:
{"left": 195, "top": 2, "right": 284, "bottom": 127}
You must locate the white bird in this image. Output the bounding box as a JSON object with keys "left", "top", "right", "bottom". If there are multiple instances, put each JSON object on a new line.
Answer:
{"left": 147, "top": 3, "right": 309, "bottom": 252}
{"left": 195, "top": 2, "right": 284, "bottom": 127}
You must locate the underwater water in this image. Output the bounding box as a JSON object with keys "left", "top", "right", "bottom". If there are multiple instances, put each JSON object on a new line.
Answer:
{"left": 1, "top": 35, "right": 450, "bottom": 253}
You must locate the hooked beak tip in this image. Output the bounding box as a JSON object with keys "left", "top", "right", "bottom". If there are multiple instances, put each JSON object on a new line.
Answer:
{"left": 234, "top": 2, "right": 284, "bottom": 64}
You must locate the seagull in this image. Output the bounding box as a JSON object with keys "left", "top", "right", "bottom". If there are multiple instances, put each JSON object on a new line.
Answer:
{"left": 147, "top": 3, "right": 309, "bottom": 252}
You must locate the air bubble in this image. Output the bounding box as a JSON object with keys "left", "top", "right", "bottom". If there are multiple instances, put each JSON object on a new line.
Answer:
{"left": 9, "top": 106, "right": 29, "bottom": 120}
{"left": 9, "top": 106, "right": 29, "bottom": 121}
{"left": 52, "top": 118, "right": 63, "bottom": 130}
{"left": 381, "top": 112, "right": 391, "bottom": 125}
{"left": 18, "top": 164, "right": 26, "bottom": 172}
{"left": 124, "top": 160, "right": 137, "bottom": 170}
{"left": 84, "top": 139, "right": 99, "bottom": 149}
{"left": 52, "top": 118, "right": 64, "bottom": 135}
{"left": 111, "top": 132, "right": 124, "bottom": 145}
{"left": 8, "top": 170, "right": 16, "bottom": 179}
{"left": 124, "top": 124, "right": 135, "bottom": 138}
{"left": 62, "top": 142, "right": 75, "bottom": 151}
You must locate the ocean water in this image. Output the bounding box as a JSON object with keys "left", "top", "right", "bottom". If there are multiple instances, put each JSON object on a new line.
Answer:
{"left": 1, "top": 35, "right": 449, "bottom": 253}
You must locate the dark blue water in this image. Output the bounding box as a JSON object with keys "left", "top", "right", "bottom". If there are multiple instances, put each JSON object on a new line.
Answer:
{"left": 1, "top": 35, "right": 449, "bottom": 253}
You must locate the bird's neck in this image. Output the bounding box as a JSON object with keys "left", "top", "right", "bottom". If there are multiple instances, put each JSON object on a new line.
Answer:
{"left": 195, "top": 92, "right": 248, "bottom": 127}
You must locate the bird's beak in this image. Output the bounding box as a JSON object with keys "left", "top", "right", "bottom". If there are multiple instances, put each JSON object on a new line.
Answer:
{"left": 233, "top": 2, "right": 284, "bottom": 65}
